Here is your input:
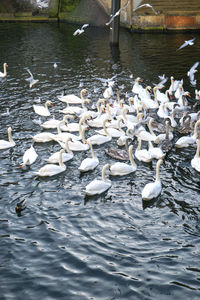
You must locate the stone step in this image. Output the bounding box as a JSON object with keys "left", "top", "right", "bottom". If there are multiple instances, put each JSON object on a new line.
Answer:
{"left": 135, "top": 0, "right": 200, "bottom": 15}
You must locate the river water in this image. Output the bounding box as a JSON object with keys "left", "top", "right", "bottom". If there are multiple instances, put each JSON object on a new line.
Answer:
{"left": 0, "top": 23, "right": 200, "bottom": 300}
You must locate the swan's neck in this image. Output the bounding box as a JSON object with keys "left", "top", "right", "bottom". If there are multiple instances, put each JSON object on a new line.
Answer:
{"left": 137, "top": 138, "right": 141, "bottom": 151}
{"left": 101, "top": 164, "right": 110, "bottom": 182}
{"left": 45, "top": 102, "right": 50, "bottom": 110}
{"left": 80, "top": 89, "right": 86, "bottom": 100}
{"left": 148, "top": 120, "right": 156, "bottom": 137}
{"left": 65, "top": 139, "right": 70, "bottom": 153}
{"left": 59, "top": 150, "right": 65, "bottom": 168}
{"left": 3, "top": 64, "right": 7, "bottom": 75}
{"left": 195, "top": 139, "right": 200, "bottom": 158}
{"left": 57, "top": 121, "right": 64, "bottom": 134}
{"left": 165, "top": 123, "right": 170, "bottom": 139}
{"left": 106, "top": 105, "right": 113, "bottom": 120}
{"left": 117, "top": 118, "right": 124, "bottom": 134}
{"left": 128, "top": 97, "right": 134, "bottom": 107}
{"left": 88, "top": 141, "right": 95, "bottom": 158}
{"left": 103, "top": 120, "right": 110, "bottom": 136}
{"left": 128, "top": 146, "right": 136, "bottom": 167}
{"left": 81, "top": 127, "right": 87, "bottom": 143}
{"left": 148, "top": 141, "right": 153, "bottom": 149}
{"left": 8, "top": 129, "right": 14, "bottom": 144}
{"left": 156, "top": 159, "right": 162, "bottom": 181}
{"left": 82, "top": 99, "right": 88, "bottom": 110}
{"left": 194, "top": 120, "right": 200, "bottom": 139}
{"left": 122, "top": 108, "right": 128, "bottom": 121}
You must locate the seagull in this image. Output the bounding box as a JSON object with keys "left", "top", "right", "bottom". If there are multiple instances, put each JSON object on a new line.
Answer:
{"left": 187, "top": 61, "right": 199, "bottom": 86}
{"left": 133, "top": 3, "right": 158, "bottom": 15}
{"left": 106, "top": 0, "right": 130, "bottom": 26}
{"left": 25, "top": 68, "right": 39, "bottom": 88}
{"left": 53, "top": 63, "right": 57, "bottom": 68}
{"left": 177, "top": 38, "right": 196, "bottom": 51}
{"left": 0, "top": 108, "right": 10, "bottom": 117}
{"left": 73, "top": 24, "right": 89, "bottom": 36}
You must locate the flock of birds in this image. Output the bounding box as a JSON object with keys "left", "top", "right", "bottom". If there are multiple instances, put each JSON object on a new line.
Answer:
{"left": 0, "top": 57, "right": 200, "bottom": 208}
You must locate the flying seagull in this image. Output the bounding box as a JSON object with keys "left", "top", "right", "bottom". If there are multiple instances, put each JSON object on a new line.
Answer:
{"left": 25, "top": 68, "right": 39, "bottom": 88}
{"left": 187, "top": 61, "right": 199, "bottom": 86}
{"left": 106, "top": 0, "right": 130, "bottom": 26}
{"left": 133, "top": 3, "right": 158, "bottom": 15}
{"left": 177, "top": 38, "right": 196, "bottom": 51}
{"left": 73, "top": 24, "right": 89, "bottom": 36}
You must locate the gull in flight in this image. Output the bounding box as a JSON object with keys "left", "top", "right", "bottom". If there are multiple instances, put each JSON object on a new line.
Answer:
{"left": 73, "top": 24, "right": 89, "bottom": 36}
{"left": 25, "top": 68, "right": 39, "bottom": 88}
{"left": 133, "top": 3, "right": 158, "bottom": 15}
{"left": 177, "top": 38, "right": 196, "bottom": 51}
{"left": 106, "top": 0, "right": 129, "bottom": 26}
{"left": 187, "top": 61, "right": 199, "bottom": 86}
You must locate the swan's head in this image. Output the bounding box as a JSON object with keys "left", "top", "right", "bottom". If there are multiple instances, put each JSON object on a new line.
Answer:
{"left": 46, "top": 100, "right": 53, "bottom": 107}
{"left": 136, "top": 77, "right": 142, "bottom": 82}
{"left": 4, "top": 63, "right": 8, "bottom": 68}
{"left": 184, "top": 91, "right": 191, "bottom": 97}
{"left": 81, "top": 89, "right": 88, "bottom": 95}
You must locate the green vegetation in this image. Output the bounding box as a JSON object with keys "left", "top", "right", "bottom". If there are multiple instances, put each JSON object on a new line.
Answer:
{"left": 61, "top": 0, "right": 80, "bottom": 13}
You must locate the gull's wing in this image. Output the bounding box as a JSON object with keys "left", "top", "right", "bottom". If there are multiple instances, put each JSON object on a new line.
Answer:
{"left": 25, "top": 68, "right": 33, "bottom": 81}
{"left": 106, "top": 14, "right": 116, "bottom": 26}
{"left": 177, "top": 41, "right": 188, "bottom": 51}
{"left": 73, "top": 29, "right": 81, "bottom": 36}
{"left": 81, "top": 24, "right": 89, "bottom": 30}
{"left": 189, "top": 62, "right": 199, "bottom": 75}
{"left": 106, "top": 0, "right": 129, "bottom": 26}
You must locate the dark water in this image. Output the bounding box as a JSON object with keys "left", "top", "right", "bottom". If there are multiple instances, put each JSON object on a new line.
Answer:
{"left": 0, "top": 23, "right": 200, "bottom": 300}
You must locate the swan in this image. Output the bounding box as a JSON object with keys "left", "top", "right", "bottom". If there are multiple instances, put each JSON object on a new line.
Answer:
{"left": 140, "top": 86, "right": 158, "bottom": 109}
{"left": 133, "top": 118, "right": 157, "bottom": 142}
{"left": 84, "top": 163, "right": 111, "bottom": 196}
{"left": 95, "top": 117, "right": 125, "bottom": 138}
{"left": 135, "top": 137, "right": 152, "bottom": 163}
{"left": 106, "top": 138, "right": 131, "bottom": 161}
{"left": 177, "top": 91, "right": 190, "bottom": 108}
{"left": 34, "top": 149, "right": 66, "bottom": 177}
{"left": 148, "top": 141, "right": 165, "bottom": 160}
{"left": 40, "top": 116, "right": 62, "bottom": 129}
{"left": 158, "top": 119, "right": 173, "bottom": 153}
{"left": 58, "top": 88, "right": 88, "bottom": 104}
{"left": 153, "top": 118, "right": 174, "bottom": 144}
{"left": 174, "top": 83, "right": 184, "bottom": 99}
{"left": 59, "top": 99, "right": 91, "bottom": 116}
{"left": 45, "top": 137, "right": 73, "bottom": 164}
{"left": 78, "top": 140, "right": 99, "bottom": 172}
{"left": 87, "top": 104, "right": 106, "bottom": 128}
{"left": 117, "top": 128, "right": 134, "bottom": 146}
{"left": 132, "top": 77, "right": 143, "bottom": 94}
{"left": 175, "top": 119, "right": 200, "bottom": 148}
{"left": 155, "top": 86, "right": 171, "bottom": 103}
{"left": 0, "top": 127, "right": 15, "bottom": 150}
{"left": 68, "top": 127, "right": 89, "bottom": 151}
{"left": 21, "top": 145, "right": 38, "bottom": 167}
{"left": 157, "top": 103, "right": 169, "bottom": 119}
{"left": 87, "top": 118, "right": 112, "bottom": 145}
{"left": 33, "top": 100, "right": 53, "bottom": 117}
{"left": 142, "top": 159, "right": 163, "bottom": 200}
{"left": 0, "top": 63, "right": 8, "bottom": 78}
{"left": 191, "top": 139, "right": 200, "bottom": 172}
{"left": 55, "top": 120, "right": 81, "bottom": 142}
{"left": 110, "top": 145, "right": 137, "bottom": 176}
{"left": 32, "top": 132, "right": 57, "bottom": 143}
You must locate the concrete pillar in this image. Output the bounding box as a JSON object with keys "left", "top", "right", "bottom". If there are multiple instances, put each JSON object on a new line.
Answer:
{"left": 110, "top": 0, "right": 121, "bottom": 46}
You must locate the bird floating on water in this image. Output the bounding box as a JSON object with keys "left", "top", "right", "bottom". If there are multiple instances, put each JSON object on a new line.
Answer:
{"left": 25, "top": 68, "right": 39, "bottom": 88}
{"left": 106, "top": 0, "right": 130, "bottom": 26}
{"left": 177, "top": 38, "right": 196, "bottom": 51}
{"left": 73, "top": 24, "right": 89, "bottom": 36}
{"left": 133, "top": 3, "right": 158, "bottom": 15}
{"left": 0, "top": 63, "right": 8, "bottom": 78}
{"left": 15, "top": 199, "right": 26, "bottom": 213}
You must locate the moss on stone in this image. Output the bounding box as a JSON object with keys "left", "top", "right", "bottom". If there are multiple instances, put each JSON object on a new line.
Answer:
{"left": 60, "top": 0, "right": 80, "bottom": 13}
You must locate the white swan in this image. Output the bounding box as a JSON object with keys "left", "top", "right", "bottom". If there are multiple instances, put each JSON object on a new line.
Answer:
{"left": 40, "top": 116, "right": 62, "bottom": 129}
{"left": 21, "top": 145, "right": 38, "bottom": 167}
{"left": 58, "top": 88, "right": 88, "bottom": 104}
{"left": 45, "top": 137, "right": 73, "bottom": 164}
{"left": 135, "top": 137, "right": 152, "bottom": 163}
{"left": 0, "top": 63, "right": 8, "bottom": 78}
{"left": 0, "top": 127, "right": 15, "bottom": 150}
{"left": 78, "top": 140, "right": 99, "bottom": 172}
{"left": 95, "top": 117, "right": 125, "bottom": 138}
{"left": 59, "top": 99, "right": 91, "bottom": 116}
{"left": 148, "top": 141, "right": 165, "bottom": 160}
{"left": 110, "top": 145, "right": 137, "bottom": 176}
{"left": 87, "top": 118, "right": 112, "bottom": 145}
{"left": 84, "top": 163, "right": 111, "bottom": 196}
{"left": 175, "top": 119, "right": 200, "bottom": 148}
{"left": 68, "top": 127, "right": 89, "bottom": 151}
{"left": 34, "top": 149, "right": 66, "bottom": 177}
{"left": 33, "top": 100, "right": 53, "bottom": 117}
{"left": 132, "top": 77, "right": 143, "bottom": 94}
{"left": 191, "top": 139, "right": 200, "bottom": 172}
{"left": 32, "top": 132, "right": 57, "bottom": 143}
{"left": 142, "top": 159, "right": 163, "bottom": 200}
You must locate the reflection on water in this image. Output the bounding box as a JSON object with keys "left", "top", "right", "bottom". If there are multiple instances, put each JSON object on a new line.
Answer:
{"left": 0, "top": 23, "right": 200, "bottom": 299}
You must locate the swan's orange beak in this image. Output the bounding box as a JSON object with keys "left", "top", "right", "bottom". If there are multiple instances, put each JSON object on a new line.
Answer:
{"left": 6, "top": 64, "right": 8, "bottom": 67}
{"left": 50, "top": 103, "right": 54, "bottom": 107}
{"left": 17, "top": 165, "right": 22, "bottom": 169}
